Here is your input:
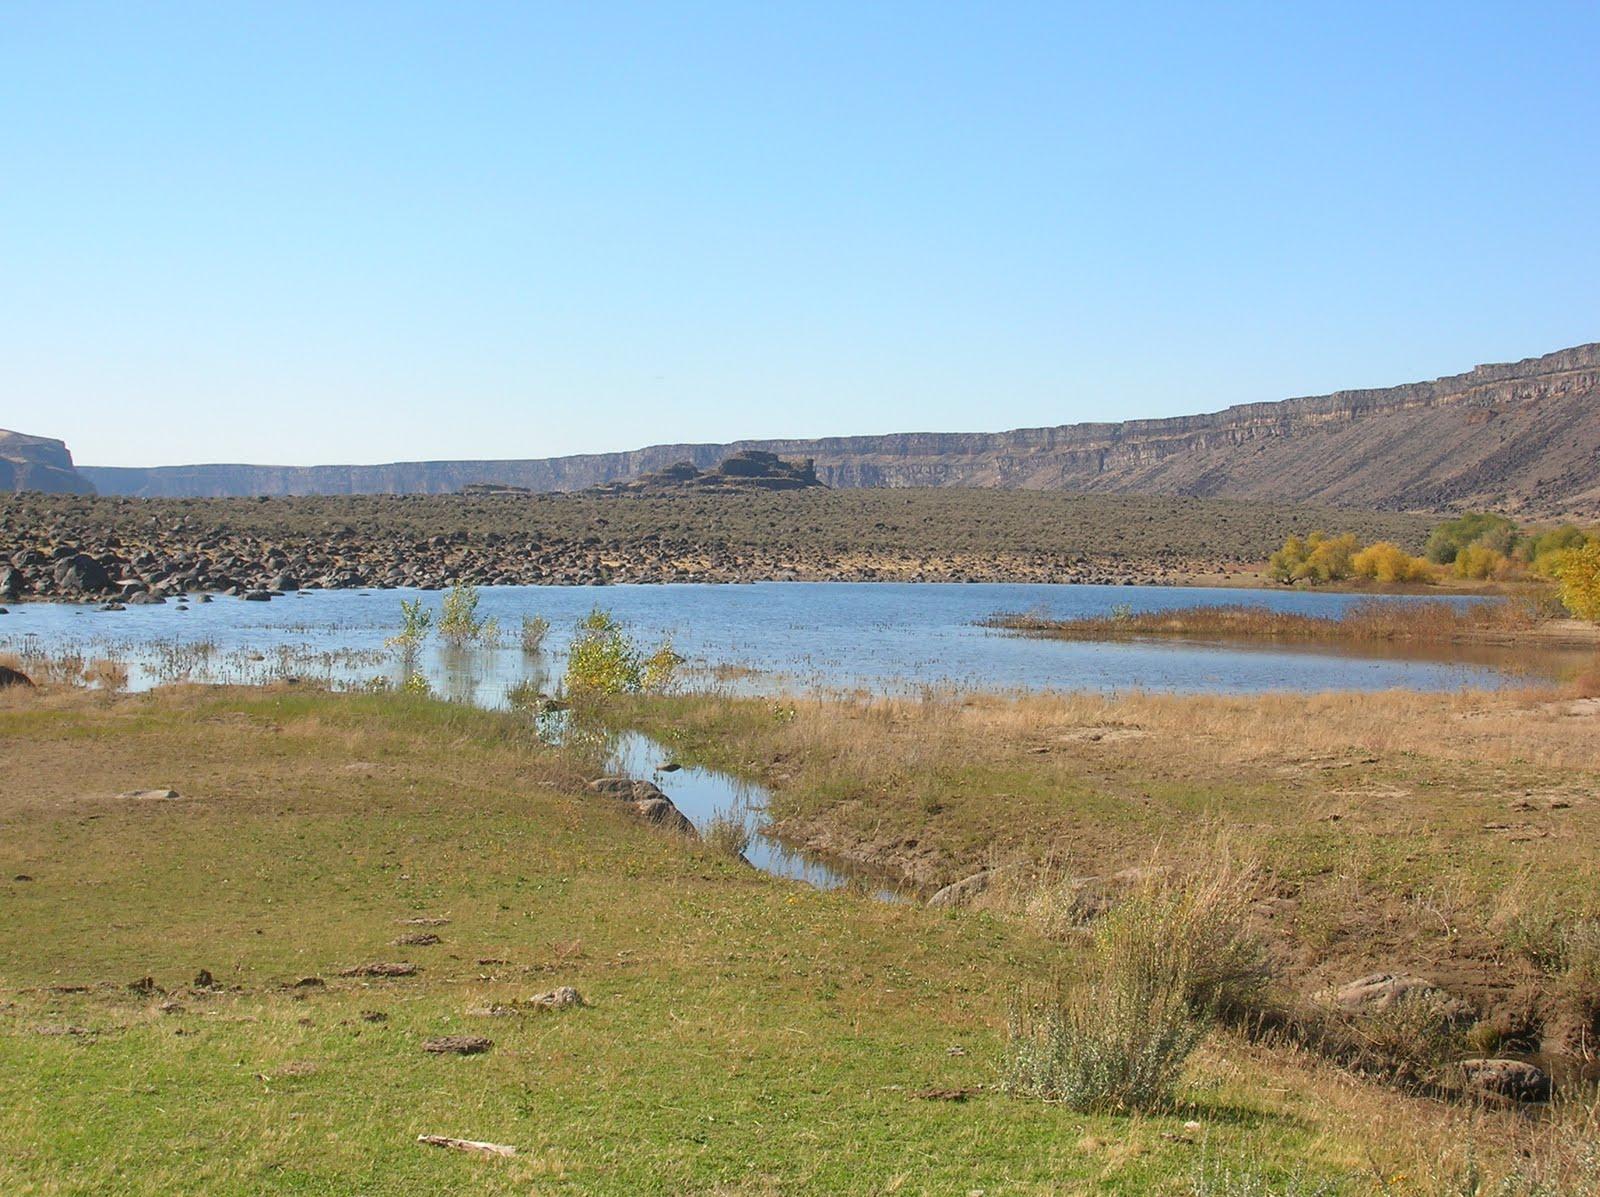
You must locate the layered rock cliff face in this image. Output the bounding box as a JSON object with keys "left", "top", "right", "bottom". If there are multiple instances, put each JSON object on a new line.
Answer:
{"left": 0, "top": 430, "right": 96, "bottom": 495}
{"left": 78, "top": 343, "right": 1600, "bottom": 515}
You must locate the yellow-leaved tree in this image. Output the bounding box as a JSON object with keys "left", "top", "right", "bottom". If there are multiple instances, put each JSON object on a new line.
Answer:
{"left": 1268, "top": 531, "right": 1359, "bottom": 584}
{"left": 1352, "top": 542, "right": 1433, "bottom": 584}
{"left": 1554, "top": 541, "right": 1600, "bottom": 623}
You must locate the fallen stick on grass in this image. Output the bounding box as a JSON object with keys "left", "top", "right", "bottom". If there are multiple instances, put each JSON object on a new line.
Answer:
{"left": 416, "top": 1134, "right": 517, "bottom": 1157}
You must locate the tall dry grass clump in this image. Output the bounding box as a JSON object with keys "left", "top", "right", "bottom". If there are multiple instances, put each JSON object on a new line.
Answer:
{"left": 84, "top": 657, "right": 129, "bottom": 692}
{"left": 1003, "top": 863, "right": 1270, "bottom": 1111}
{"left": 700, "top": 806, "right": 754, "bottom": 860}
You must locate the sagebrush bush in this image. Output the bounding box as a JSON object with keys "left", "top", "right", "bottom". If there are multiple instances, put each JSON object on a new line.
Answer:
{"left": 1002, "top": 865, "right": 1270, "bottom": 1111}
{"left": 1003, "top": 971, "right": 1203, "bottom": 1112}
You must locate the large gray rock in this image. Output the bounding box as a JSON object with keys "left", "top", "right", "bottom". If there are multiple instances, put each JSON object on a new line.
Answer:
{"left": 927, "top": 869, "right": 996, "bottom": 909}
{"left": 53, "top": 553, "right": 113, "bottom": 594}
{"left": 0, "top": 665, "right": 33, "bottom": 689}
{"left": 1458, "top": 1058, "right": 1551, "bottom": 1102}
{"left": 1333, "top": 973, "right": 1441, "bottom": 1013}
{"left": 632, "top": 796, "right": 696, "bottom": 837}
{"left": 587, "top": 777, "right": 665, "bottom": 801}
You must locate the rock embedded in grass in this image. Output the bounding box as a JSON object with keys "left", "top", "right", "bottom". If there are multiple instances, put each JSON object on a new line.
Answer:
{"left": 422, "top": 1035, "right": 493, "bottom": 1055}
{"left": 632, "top": 795, "right": 697, "bottom": 836}
{"left": 586, "top": 776, "right": 666, "bottom": 801}
{"left": 1457, "top": 1058, "right": 1551, "bottom": 1102}
{"left": 0, "top": 665, "right": 33, "bottom": 688}
{"left": 527, "top": 985, "right": 585, "bottom": 1010}
{"left": 926, "top": 869, "right": 997, "bottom": 909}
{"left": 117, "top": 788, "right": 180, "bottom": 801}
{"left": 1333, "top": 972, "right": 1451, "bottom": 1013}
{"left": 393, "top": 932, "right": 440, "bottom": 946}
{"left": 338, "top": 962, "right": 418, "bottom": 978}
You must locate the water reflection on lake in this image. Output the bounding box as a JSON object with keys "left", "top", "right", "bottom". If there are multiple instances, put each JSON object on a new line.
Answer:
{"left": 0, "top": 581, "right": 1575, "bottom": 702}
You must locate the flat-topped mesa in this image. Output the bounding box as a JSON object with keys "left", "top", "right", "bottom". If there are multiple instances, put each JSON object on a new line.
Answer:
{"left": 71, "top": 341, "right": 1600, "bottom": 515}
{"left": 586, "top": 451, "right": 824, "bottom": 495}
{"left": 0, "top": 430, "right": 96, "bottom": 495}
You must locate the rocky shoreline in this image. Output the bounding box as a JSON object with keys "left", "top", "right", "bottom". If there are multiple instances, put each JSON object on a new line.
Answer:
{"left": 1, "top": 488, "right": 1437, "bottom": 604}
{"left": 0, "top": 532, "right": 1223, "bottom": 604}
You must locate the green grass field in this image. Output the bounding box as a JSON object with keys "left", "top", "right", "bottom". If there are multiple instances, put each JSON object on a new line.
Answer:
{"left": 0, "top": 684, "right": 1509, "bottom": 1195}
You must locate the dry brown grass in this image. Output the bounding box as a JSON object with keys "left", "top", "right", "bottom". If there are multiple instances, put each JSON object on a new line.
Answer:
{"left": 618, "top": 682, "right": 1600, "bottom": 1073}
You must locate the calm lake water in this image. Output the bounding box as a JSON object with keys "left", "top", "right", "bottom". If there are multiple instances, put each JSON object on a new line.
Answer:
{"left": 0, "top": 581, "right": 1560, "bottom": 699}
{"left": 0, "top": 581, "right": 1573, "bottom": 893}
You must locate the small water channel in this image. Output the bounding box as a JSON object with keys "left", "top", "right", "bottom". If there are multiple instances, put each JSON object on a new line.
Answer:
{"left": 600, "top": 730, "right": 899, "bottom": 895}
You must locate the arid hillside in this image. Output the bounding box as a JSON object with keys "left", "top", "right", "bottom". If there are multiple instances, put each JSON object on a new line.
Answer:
{"left": 75, "top": 343, "right": 1600, "bottom": 515}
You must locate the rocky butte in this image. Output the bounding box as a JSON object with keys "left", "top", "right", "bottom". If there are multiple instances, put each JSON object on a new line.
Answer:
{"left": 35, "top": 341, "right": 1600, "bottom": 516}
{"left": 0, "top": 430, "right": 96, "bottom": 495}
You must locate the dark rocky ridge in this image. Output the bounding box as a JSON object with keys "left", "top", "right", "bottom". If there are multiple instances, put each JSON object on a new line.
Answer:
{"left": 77, "top": 343, "right": 1600, "bottom": 515}
{"left": 0, "top": 431, "right": 96, "bottom": 495}
{"left": 585, "top": 451, "right": 822, "bottom": 495}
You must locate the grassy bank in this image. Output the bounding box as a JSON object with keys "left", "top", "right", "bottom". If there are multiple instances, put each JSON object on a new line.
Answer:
{"left": 2, "top": 683, "right": 1593, "bottom": 1193}
{"left": 988, "top": 598, "right": 1600, "bottom": 649}
{"left": 611, "top": 685, "right": 1600, "bottom": 1076}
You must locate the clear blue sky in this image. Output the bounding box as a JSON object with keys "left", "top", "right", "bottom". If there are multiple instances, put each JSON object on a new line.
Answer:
{"left": 4, "top": 3, "right": 1598, "bottom": 467}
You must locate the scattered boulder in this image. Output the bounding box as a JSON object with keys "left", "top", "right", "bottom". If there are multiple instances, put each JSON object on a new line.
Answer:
{"left": 52, "top": 553, "right": 113, "bottom": 594}
{"left": 192, "top": 969, "right": 217, "bottom": 989}
{"left": 1333, "top": 973, "right": 1445, "bottom": 1014}
{"left": 422, "top": 1035, "right": 493, "bottom": 1055}
{"left": 927, "top": 869, "right": 996, "bottom": 909}
{"left": 587, "top": 776, "right": 665, "bottom": 801}
{"left": 416, "top": 1134, "right": 516, "bottom": 1157}
{"left": 118, "top": 788, "right": 180, "bottom": 801}
{"left": 1458, "top": 1058, "right": 1551, "bottom": 1102}
{"left": 290, "top": 976, "right": 326, "bottom": 988}
{"left": 0, "top": 665, "right": 33, "bottom": 689}
{"left": 527, "top": 986, "right": 586, "bottom": 1010}
{"left": 632, "top": 795, "right": 696, "bottom": 836}
{"left": 339, "top": 962, "right": 418, "bottom": 978}
{"left": 398, "top": 916, "right": 450, "bottom": 926}
{"left": 394, "top": 932, "right": 441, "bottom": 946}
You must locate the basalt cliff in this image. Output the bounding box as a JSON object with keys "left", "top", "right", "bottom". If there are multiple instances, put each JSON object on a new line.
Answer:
{"left": 72, "top": 342, "right": 1600, "bottom": 515}
{"left": 0, "top": 430, "right": 96, "bottom": 495}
